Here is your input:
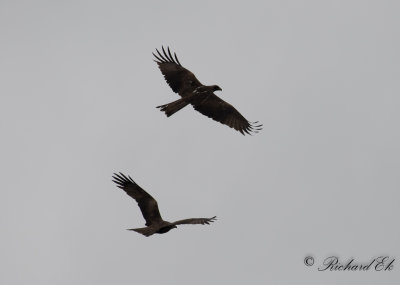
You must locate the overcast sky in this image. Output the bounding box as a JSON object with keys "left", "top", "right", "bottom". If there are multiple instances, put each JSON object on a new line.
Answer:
{"left": 1, "top": 1, "right": 399, "bottom": 284}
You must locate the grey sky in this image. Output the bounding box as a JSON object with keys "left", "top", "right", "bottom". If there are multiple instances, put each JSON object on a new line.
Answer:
{"left": 1, "top": 1, "right": 399, "bottom": 284}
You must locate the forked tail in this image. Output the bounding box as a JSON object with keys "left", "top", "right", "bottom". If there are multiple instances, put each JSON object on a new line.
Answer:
{"left": 127, "top": 227, "right": 156, "bottom": 237}
{"left": 157, "top": 98, "right": 189, "bottom": 117}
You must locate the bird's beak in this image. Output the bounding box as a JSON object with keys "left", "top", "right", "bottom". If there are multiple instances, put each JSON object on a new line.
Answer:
{"left": 218, "top": 87, "right": 222, "bottom": 91}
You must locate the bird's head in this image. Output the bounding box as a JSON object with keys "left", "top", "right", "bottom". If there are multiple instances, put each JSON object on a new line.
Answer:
{"left": 213, "top": 85, "right": 222, "bottom": 92}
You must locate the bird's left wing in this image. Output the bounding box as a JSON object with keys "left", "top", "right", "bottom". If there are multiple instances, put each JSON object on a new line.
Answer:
{"left": 192, "top": 94, "right": 262, "bottom": 135}
{"left": 172, "top": 216, "right": 217, "bottom": 226}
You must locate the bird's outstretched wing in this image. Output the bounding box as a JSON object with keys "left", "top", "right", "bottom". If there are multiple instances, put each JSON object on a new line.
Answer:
{"left": 172, "top": 216, "right": 217, "bottom": 226}
{"left": 153, "top": 46, "right": 203, "bottom": 97}
{"left": 112, "top": 173, "right": 163, "bottom": 226}
{"left": 192, "top": 94, "right": 263, "bottom": 135}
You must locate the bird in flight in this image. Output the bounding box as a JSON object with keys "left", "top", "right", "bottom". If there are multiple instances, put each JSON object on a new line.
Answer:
{"left": 112, "top": 173, "right": 217, "bottom": 236}
{"left": 153, "top": 46, "right": 262, "bottom": 135}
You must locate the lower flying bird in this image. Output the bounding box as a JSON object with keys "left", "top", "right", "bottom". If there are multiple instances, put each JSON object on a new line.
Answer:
{"left": 153, "top": 46, "right": 262, "bottom": 135}
{"left": 112, "top": 173, "right": 216, "bottom": 237}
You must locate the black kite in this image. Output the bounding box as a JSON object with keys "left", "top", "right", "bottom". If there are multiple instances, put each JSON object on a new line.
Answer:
{"left": 112, "top": 173, "right": 216, "bottom": 237}
{"left": 153, "top": 47, "right": 262, "bottom": 135}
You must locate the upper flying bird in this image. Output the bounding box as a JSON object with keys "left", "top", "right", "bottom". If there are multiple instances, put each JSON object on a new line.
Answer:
{"left": 153, "top": 46, "right": 262, "bottom": 135}
{"left": 112, "top": 172, "right": 216, "bottom": 237}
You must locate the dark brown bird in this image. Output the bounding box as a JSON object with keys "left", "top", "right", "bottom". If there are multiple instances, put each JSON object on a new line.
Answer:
{"left": 112, "top": 173, "right": 216, "bottom": 237}
{"left": 153, "top": 46, "right": 262, "bottom": 135}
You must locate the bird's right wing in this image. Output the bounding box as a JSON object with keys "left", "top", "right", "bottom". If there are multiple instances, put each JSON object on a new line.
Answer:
{"left": 153, "top": 46, "right": 203, "bottom": 97}
{"left": 112, "top": 173, "right": 163, "bottom": 226}
{"left": 172, "top": 216, "right": 217, "bottom": 226}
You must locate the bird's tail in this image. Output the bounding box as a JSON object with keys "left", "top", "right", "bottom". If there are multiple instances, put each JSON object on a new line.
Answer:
{"left": 157, "top": 98, "right": 189, "bottom": 117}
{"left": 127, "top": 227, "right": 155, "bottom": 237}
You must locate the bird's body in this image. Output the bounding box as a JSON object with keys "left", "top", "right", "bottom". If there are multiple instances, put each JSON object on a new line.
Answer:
{"left": 153, "top": 47, "right": 262, "bottom": 135}
{"left": 112, "top": 173, "right": 216, "bottom": 237}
